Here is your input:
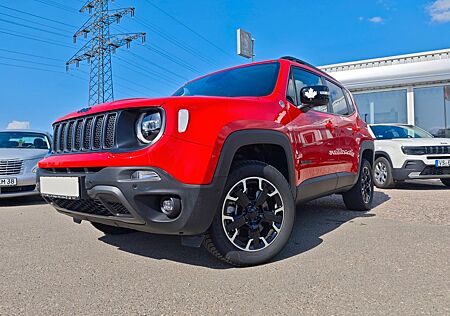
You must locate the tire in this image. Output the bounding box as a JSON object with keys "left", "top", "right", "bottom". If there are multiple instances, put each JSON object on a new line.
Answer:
{"left": 91, "top": 222, "right": 135, "bottom": 235}
{"left": 342, "top": 159, "right": 374, "bottom": 211}
{"left": 373, "top": 157, "right": 395, "bottom": 189}
{"left": 441, "top": 178, "right": 450, "bottom": 187}
{"left": 204, "top": 160, "right": 295, "bottom": 267}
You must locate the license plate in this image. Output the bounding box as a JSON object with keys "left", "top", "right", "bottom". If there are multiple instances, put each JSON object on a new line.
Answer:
{"left": 0, "top": 178, "right": 17, "bottom": 187}
{"left": 40, "top": 177, "right": 80, "bottom": 199}
{"left": 435, "top": 159, "right": 450, "bottom": 167}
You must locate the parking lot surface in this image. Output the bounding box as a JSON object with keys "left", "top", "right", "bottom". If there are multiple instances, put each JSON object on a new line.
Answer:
{"left": 0, "top": 180, "right": 449, "bottom": 315}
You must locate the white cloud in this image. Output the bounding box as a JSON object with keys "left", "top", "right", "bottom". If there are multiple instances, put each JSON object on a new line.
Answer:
{"left": 7, "top": 121, "right": 31, "bottom": 130}
{"left": 368, "top": 16, "right": 384, "bottom": 23}
{"left": 428, "top": 0, "right": 450, "bottom": 23}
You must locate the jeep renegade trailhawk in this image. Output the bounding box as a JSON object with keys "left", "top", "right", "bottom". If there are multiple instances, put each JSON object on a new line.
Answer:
{"left": 38, "top": 57, "right": 374, "bottom": 266}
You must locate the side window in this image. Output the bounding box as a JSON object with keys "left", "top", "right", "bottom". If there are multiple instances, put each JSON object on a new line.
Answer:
{"left": 343, "top": 89, "right": 356, "bottom": 114}
{"left": 287, "top": 67, "right": 327, "bottom": 112}
{"left": 326, "top": 80, "right": 349, "bottom": 115}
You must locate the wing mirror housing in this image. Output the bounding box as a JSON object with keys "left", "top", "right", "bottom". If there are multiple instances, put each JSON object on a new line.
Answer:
{"left": 299, "top": 85, "right": 330, "bottom": 112}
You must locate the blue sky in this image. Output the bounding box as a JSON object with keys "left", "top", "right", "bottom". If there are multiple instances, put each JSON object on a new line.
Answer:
{"left": 1, "top": 0, "right": 450, "bottom": 131}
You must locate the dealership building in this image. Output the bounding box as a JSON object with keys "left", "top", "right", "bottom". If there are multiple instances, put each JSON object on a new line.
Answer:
{"left": 320, "top": 48, "right": 450, "bottom": 137}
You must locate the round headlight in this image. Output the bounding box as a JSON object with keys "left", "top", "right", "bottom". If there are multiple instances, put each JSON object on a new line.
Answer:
{"left": 136, "top": 111, "right": 164, "bottom": 144}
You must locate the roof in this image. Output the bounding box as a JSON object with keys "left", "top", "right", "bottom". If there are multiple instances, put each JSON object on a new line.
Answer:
{"left": 319, "top": 48, "right": 450, "bottom": 91}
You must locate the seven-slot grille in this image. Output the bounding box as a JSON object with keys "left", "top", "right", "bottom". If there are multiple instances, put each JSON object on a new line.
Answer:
{"left": 0, "top": 159, "right": 23, "bottom": 175}
{"left": 52, "top": 112, "right": 117, "bottom": 153}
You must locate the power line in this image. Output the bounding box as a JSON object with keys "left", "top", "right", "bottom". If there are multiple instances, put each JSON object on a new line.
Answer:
{"left": 0, "top": 56, "right": 63, "bottom": 69}
{"left": 32, "top": 0, "right": 78, "bottom": 13}
{"left": 0, "top": 17, "right": 68, "bottom": 37}
{"left": 0, "top": 48, "right": 65, "bottom": 62}
{"left": 114, "top": 55, "right": 180, "bottom": 87}
{"left": 66, "top": 0, "right": 146, "bottom": 106}
{"left": 144, "top": 0, "right": 234, "bottom": 58}
{"left": 114, "top": 24, "right": 202, "bottom": 76}
{"left": 132, "top": 18, "right": 221, "bottom": 68}
{"left": 0, "top": 12, "right": 73, "bottom": 33}
{"left": 127, "top": 50, "right": 188, "bottom": 81}
{"left": 143, "top": 44, "right": 202, "bottom": 74}
{"left": 0, "top": 4, "right": 77, "bottom": 28}
{"left": 0, "top": 28, "right": 74, "bottom": 49}
{"left": 0, "top": 61, "right": 71, "bottom": 74}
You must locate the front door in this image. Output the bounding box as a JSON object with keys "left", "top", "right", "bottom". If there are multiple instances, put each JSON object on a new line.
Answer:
{"left": 285, "top": 67, "right": 340, "bottom": 186}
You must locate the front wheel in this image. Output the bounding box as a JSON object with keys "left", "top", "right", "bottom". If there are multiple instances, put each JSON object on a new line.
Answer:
{"left": 441, "top": 178, "right": 450, "bottom": 187}
{"left": 373, "top": 157, "right": 395, "bottom": 188}
{"left": 342, "top": 159, "right": 374, "bottom": 211}
{"left": 204, "top": 160, "right": 295, "bottom": 267}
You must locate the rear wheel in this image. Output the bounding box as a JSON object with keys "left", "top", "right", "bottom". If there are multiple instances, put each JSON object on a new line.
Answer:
{"left": 373, "top": 157, "right": 395, "bottom": 189}
{"left": 204, "top": 160, "right": 295, "bottom": 267}
{"left": 441, "top": 178, "right": 450, "bottom": 187}
{"left": 342, "top": 159, "right": 374, "bottom": 211}
{"left": 91, "top": 222, "right": 135, "bottom": 235}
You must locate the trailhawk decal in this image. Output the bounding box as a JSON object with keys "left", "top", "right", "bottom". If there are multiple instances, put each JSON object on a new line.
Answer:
{"left": 329, "top": 148, "right": 355, "bottom": 157}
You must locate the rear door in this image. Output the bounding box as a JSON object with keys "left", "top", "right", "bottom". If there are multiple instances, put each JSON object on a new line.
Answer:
{"left": 325, "top": 80, "right": 360, "bottom": 184}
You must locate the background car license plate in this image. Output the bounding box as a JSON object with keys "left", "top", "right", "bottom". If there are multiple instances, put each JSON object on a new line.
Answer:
{"left": 40, "top": 177, "right": 80, "bottom": 199}
{"left": 0, "top": 178, "right": 17, "bottom": 187}
{"left": 435, "top": 159, "right": 450, "bottom": 167}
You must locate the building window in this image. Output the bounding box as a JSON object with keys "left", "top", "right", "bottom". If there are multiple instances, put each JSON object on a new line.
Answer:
{"left": 353, "top": 89, "right": 408, "bottom": 124}
{"left": 414, "top": 86, "right": 450, "bottom": 137}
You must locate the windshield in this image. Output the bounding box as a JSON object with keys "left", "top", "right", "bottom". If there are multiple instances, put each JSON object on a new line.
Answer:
{"left": 0, "top": 132, "right": 50, "bottom": 149}
{"left": 173, "top": 62, "right": 280, "bottom": 97}
{"left": 370, "top": 125, "right": 433, "bottom": 139}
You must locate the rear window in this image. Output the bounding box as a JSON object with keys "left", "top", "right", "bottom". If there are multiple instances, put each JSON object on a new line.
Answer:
{"left": 173, "top": 62, "right": 280, "bottom": 97}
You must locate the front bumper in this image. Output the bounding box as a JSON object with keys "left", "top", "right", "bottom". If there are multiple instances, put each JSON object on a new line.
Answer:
{"left": 392, "top": 160, "right": 450, "bottom": 181}
{"left": 0, "top": 173, "right": 38, "bottom": 198}
{"left": 37, "top": 167, "right": 226, "bottom": 235}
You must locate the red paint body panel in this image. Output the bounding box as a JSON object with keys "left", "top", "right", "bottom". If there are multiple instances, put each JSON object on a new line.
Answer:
{"left": 39, "top": 59, "right": 373, "bottom": 186}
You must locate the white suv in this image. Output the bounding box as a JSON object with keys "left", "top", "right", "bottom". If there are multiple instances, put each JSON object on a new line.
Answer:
{"left": 368, "top": 124, "right": 450, "bottom": 188}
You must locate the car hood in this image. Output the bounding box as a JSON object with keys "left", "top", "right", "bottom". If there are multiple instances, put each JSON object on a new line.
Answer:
{"left": 0, "top": 148, "right": 49, "bottom": 161}
{"left": 54, "top": 96, "right": 267, "bottom": 123}
{"left": 376, "top": 138, "right": 450, "bottom": 146}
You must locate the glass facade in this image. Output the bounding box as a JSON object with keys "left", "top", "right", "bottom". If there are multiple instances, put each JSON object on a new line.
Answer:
{"left": 414, "top": 86, "right": 450, "bottom": 137}
{"left": 353, "top": 90, "right": 408, "bottom": 124}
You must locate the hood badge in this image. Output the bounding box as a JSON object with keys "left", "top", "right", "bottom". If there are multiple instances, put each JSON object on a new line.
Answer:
{"left": 77, "top": 107, "right": 92, "bottom": 113}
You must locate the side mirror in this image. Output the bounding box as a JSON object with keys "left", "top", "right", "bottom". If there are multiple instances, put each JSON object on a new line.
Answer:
{"left": 300, "top": 85, "right": 330, "bottom": 111}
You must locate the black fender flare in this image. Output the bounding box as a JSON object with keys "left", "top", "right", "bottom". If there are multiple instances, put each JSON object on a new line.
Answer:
{"left": 374, "top": 150, "right": 393, "bottom": 166}
{"left": 212, "top": 129, "right": 297, "bottom": 198}
{"left": 354, "top": 140, "right": 375, "bottom": 185}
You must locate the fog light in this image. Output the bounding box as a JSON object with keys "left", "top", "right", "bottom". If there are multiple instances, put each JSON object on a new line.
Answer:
{"left": 131, "top": 170, "right": 161, "bottom": 181}
{"left": 160, "top": 196, "right": 181, "bottom": 218}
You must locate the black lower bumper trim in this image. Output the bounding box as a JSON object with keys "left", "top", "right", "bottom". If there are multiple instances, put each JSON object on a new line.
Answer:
{"left": 38, "top": 167, "right": 226, "bottom": 235}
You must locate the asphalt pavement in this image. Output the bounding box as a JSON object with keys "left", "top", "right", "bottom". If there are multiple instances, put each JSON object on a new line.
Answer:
{"left": 0, "top": 180, "right": 449, "bottom": 315}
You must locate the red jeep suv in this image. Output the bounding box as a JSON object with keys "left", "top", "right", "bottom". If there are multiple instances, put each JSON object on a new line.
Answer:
{"left": 38, "top": 56, "right": 374, "bottom": 266}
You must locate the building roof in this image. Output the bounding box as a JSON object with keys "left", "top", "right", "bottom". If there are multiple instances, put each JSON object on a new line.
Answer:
{"left": 319, "top": 48, "right": 450, "bottom": 91}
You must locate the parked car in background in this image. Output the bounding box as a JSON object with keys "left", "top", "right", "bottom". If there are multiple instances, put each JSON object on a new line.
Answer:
{"left": 0, "top": 130, "right": 51, "bottom": 198}
{"left": 368, "top": 124, "right": 450, "bottom": 188}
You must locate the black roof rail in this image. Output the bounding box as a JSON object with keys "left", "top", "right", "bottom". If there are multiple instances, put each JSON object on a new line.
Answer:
{"left": 280, "top": 56, "right": 330, "bottom": 77}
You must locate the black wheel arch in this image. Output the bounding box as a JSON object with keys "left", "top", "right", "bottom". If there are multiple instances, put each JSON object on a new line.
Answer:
{"left": 212, "top": 129, "right": 297, "bottom": 199}
{"left": 375, "top": 151, "right": 393, "bottom": 166}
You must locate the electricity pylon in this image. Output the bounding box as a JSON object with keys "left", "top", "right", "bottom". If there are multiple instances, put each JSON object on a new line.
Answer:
{"left": 66, "top": 0, "right": 146, "bottom": 106}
